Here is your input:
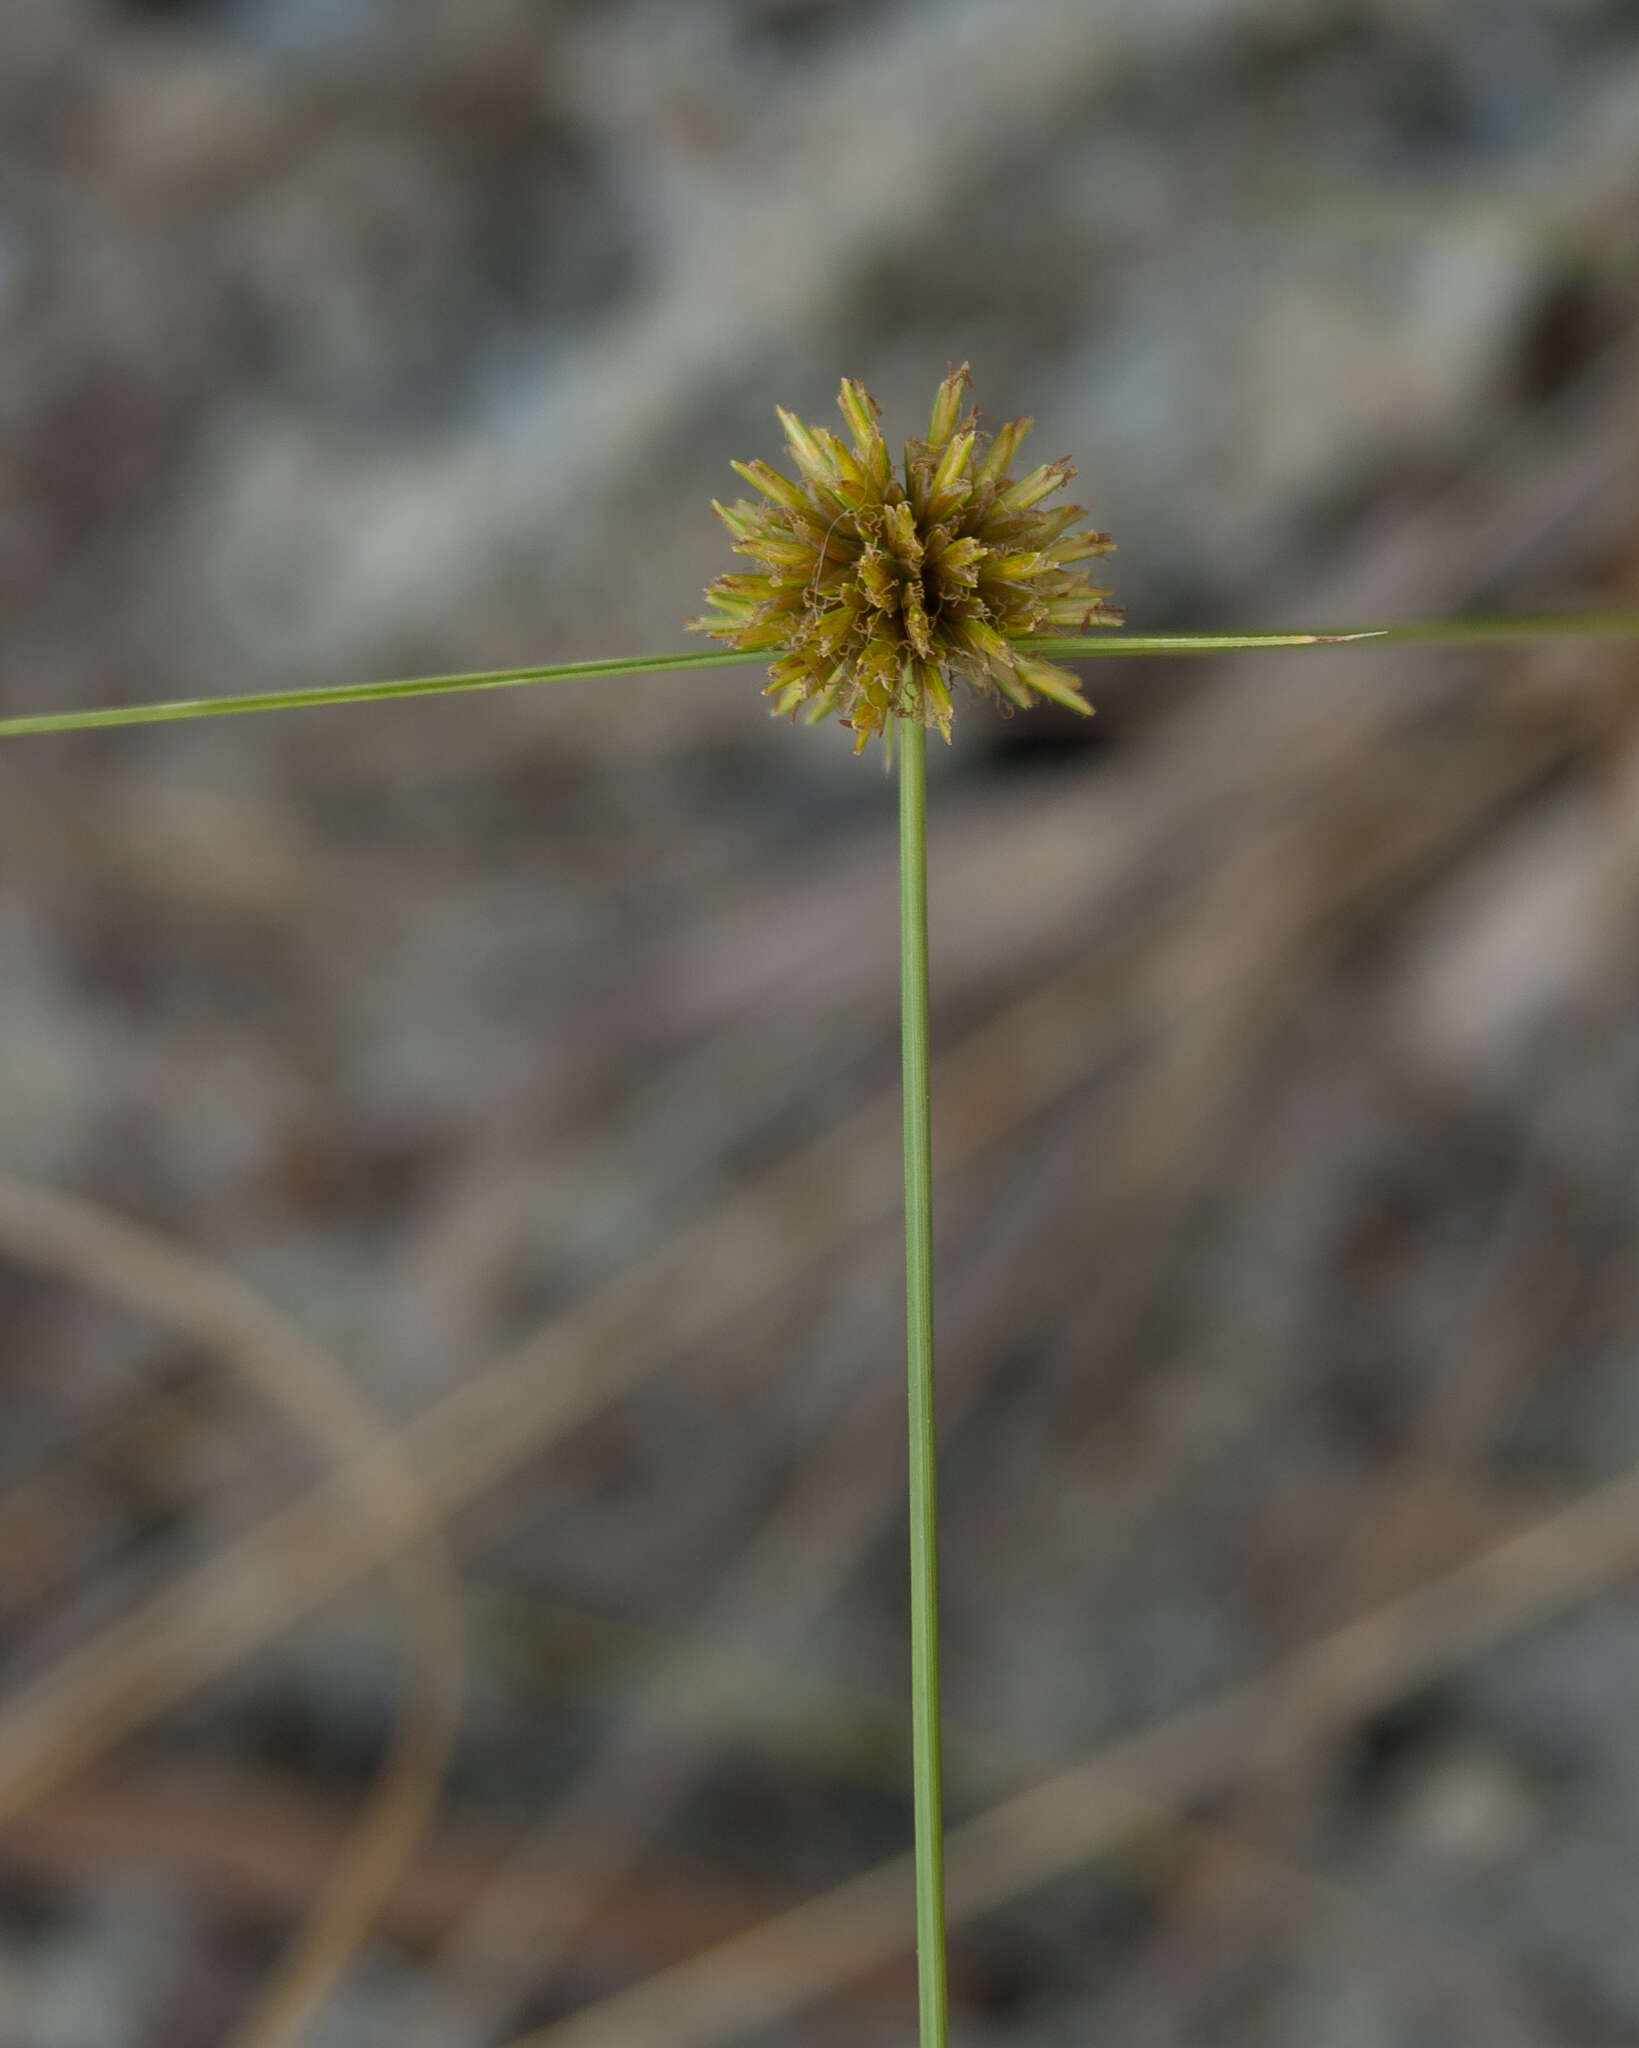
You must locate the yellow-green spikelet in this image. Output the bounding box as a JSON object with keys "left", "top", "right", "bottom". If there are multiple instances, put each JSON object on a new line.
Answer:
{"left": 692, "top": 365, "right": 1122, "bottom": 750}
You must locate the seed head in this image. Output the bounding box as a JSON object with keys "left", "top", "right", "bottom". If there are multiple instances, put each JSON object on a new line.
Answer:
{"left": 692, "top": 366, "right": 1122, "bottom": 750}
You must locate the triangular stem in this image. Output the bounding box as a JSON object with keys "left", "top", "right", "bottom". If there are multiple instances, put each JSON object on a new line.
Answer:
{"left": 898, "top": 715, "right": 949, "bottom": 2048}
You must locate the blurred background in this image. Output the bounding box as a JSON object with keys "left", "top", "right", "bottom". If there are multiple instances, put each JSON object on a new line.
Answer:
{"left": 3, "top": 0, "right": 1639, "bottom": 2042}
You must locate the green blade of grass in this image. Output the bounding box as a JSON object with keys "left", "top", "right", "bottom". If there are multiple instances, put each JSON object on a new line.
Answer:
{"left": 1019, "top": 606, "right": 1639, "bottom": 659}
{"left": 0, "top": 648, "right": 770, "bottom": 738}
{"left": 1, "top": 611, "right": 1637, "bottom": 738}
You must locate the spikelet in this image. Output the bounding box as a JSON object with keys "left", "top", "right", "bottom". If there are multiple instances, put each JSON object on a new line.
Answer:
{"left": 693, "top": 367, "right": 1122, "bottom": 749}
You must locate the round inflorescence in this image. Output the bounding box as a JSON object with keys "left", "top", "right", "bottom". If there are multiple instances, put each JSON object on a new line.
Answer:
{"left": 693, "top": 366, "right": 1122, "bottom": 750}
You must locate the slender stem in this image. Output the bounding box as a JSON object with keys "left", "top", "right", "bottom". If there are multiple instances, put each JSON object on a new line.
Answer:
{"left": 897, "top": 715, "right": 948, "bottom": 2048}
{"left": 6, "top": 607, "right": 1639, "bottom": 738}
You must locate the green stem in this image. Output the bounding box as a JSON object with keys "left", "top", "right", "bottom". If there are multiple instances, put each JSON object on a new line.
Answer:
{"left": 897, "top": 715, "right": 948, "bottom": 2048}
{"left": 6, "top": 608, "right": 1639, "bottom": 738}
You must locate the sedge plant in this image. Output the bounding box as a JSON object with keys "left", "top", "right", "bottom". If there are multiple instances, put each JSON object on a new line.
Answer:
{"left": 691, "top": 364, "right": 1130, "bottom": 2044}
{"left": 3, "top": 367, "right": 1639, "bottom": 2048}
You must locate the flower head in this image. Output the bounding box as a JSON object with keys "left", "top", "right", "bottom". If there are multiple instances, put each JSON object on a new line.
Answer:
{"left": 692, "top": 366, "right": 1122, "bottom": 750}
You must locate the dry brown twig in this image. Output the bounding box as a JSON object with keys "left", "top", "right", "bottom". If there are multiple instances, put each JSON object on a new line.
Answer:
{"left": 0, "top": 1179, "right": 465, "bottom": 2048}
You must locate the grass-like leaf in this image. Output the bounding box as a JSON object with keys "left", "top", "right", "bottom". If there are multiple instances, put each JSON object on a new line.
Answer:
{"left": 0, "top": 649, "right": 764, "bottom": 738}
{"left": 1024, "top": 607, "right": 1639, "bottom": 658}
{"left": 0, "top": 611, "right": 1636, "bottom": 739}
